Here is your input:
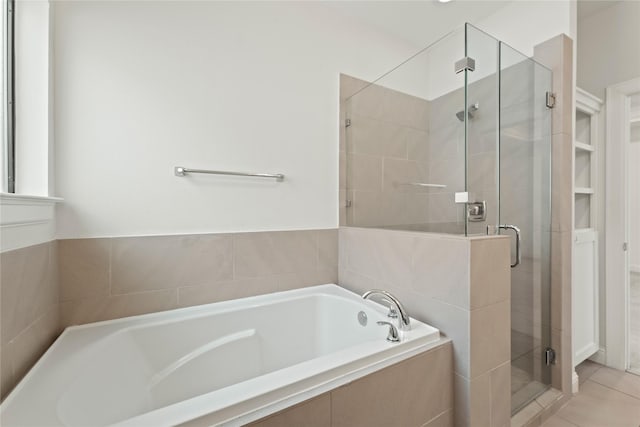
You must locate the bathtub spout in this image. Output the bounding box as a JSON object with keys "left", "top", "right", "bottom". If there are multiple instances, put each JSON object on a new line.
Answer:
{"left": 362, "top": 290, "right": 411, "bottom": 332}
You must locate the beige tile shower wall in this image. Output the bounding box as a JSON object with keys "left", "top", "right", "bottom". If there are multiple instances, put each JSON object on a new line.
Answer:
{"left": 339, "top": 74, "right": 434, "bottom": 230}
{"left": 426, "top": 86, "right": 467, "bottom": 232}
{"left": 339, "top": 73, "right": 495, "bottom": 234}
{"left": 427, "top": 60, "right": 539, "bottom": 237}
{"left": 58, "top": 229, "right": 338, "bottom": 327}
{"left": 534, "top": 34, "right": 574, "bottom": 396}
{"left": 338, "top": 227, "right": 511, "bottom": 427}
{"left": 0, "top": 241, "right": 61, "bottom": 400}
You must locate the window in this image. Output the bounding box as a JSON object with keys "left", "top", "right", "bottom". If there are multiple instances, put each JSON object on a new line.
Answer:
{"left": 2, "top": 0, "right": 15, "bottom": 193}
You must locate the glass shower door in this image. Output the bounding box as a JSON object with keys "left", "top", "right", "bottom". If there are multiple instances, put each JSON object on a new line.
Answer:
{"left": 499, "top": 41, "right": 553, "bottom": 414}
{"left": 464, "top": 23, "right": 553, "bottom": 414}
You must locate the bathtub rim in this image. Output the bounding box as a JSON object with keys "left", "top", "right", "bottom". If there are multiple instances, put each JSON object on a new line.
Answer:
{"left": 169, "top": 337, "right": 452, "bottom": 427}
{"left": 0, "top": 284, "right": 446, "bottom": 426}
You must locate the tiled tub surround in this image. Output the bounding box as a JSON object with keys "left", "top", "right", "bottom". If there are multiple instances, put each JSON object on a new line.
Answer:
{"left": 339, "top": 227, "right": 511, "bottom": 427}
{"left": 0, "top": 229, "right": 336, "bottom": 401}
{"left": 1, "top": 284, "right": 447, "bottom": 426}
{"left": 0, "top": 241, "right": 61, "bottom": 400}
{"left": 249, "top": 342, "right": 453, "bottom": 427}
{"left": 58, "top": 229, "right": 338, "bottom": 327}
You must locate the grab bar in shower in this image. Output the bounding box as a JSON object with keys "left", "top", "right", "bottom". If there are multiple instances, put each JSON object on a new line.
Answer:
{"left": 396, "top": 182, "right": 447, "bottom": 189}
{"left": 174, "top": 166, "right": 285, "bottom": 181}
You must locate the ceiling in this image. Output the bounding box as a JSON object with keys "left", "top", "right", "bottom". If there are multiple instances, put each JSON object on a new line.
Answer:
{"left": 324, "top": 1, "right": 509, "bottom": 49}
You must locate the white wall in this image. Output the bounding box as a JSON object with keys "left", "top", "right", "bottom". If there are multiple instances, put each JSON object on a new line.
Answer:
{"left": 476, "top": 0, "right": 575, "bottom": 58}
{"left": 54, "top": 1, "right": 422, "bottom": 238}
{"left": 578, "top": 1, "right": 640, "bottom": 99}
{"left": 54, "top": 0, "right": 575, "bottom": 239}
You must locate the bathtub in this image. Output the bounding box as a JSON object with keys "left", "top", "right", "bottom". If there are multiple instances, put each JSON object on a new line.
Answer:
{"left": 0, "top": 284, "right": 444, "bottom": 426}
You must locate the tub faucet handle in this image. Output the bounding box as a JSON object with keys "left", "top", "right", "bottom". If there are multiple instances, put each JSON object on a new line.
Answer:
{"left": 377, "top": 321, "right": 400, "bottom": 342}
{"left": 380, "top": 297, "right": 398, "bottom": 319}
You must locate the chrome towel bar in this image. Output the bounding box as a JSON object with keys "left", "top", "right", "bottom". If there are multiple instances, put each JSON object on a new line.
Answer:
{"left": 174, "top": 166, "right": 285, "bottom": 181}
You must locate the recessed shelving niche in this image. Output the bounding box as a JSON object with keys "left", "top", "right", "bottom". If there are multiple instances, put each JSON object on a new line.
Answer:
{"left": 572, "top": 88, "right": 603, "bottom": 369}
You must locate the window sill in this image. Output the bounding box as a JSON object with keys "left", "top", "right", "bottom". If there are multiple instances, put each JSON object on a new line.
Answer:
{"left": 0, "top": 193, "right": 64, "bottom": 205}
{"left": 0, "top": 193, "right": 63, "bottom": 252}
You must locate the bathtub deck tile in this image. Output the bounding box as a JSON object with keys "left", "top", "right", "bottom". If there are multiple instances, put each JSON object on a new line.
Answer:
{"left": 246, "top": 394, "right": 331, "bottom": 427}
{"left": 331, "top": 343, "right": 452, "bottom": 427}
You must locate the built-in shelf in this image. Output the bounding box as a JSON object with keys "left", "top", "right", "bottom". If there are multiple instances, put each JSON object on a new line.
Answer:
{"left": 575, "top": 141, "right": 595, "bottom": 152}
{"left": 573, "top": 88, "right": 602, "bottom": 369}
{"left": 575, "top": 187, "right": 594, "bottom": 194}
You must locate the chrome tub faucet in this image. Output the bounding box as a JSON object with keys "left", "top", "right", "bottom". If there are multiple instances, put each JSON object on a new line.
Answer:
{"left": 362, "top": 289, "right": 411, "bottom": 332}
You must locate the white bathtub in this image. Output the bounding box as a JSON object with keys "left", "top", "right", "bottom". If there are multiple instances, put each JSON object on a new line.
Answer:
{"left": 1, "top": 284, "right": 444, "bottom": 426}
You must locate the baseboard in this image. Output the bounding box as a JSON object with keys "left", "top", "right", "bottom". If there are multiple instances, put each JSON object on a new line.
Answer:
{"left": 572, "top": 371, "right": 579, "bottom": 394}
{"left": 588, "top": 347, "right": 606, "bottom": 365}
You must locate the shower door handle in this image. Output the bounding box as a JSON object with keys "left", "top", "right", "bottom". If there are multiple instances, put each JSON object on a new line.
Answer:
{"left": 498, "top": 224, "right": 521, "bottom": 268}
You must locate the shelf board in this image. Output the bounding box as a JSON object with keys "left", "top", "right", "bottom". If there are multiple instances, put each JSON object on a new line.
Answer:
{"left": 575, "top": 141, "right": 595, "bottom": 152}
{"left": 575, "top": 187, "right": 594, "bottom": 194}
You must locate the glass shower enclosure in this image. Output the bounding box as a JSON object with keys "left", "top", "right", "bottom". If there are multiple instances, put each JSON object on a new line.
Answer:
{"left": 343, "top": 23, "right": 552, "bottom": 414}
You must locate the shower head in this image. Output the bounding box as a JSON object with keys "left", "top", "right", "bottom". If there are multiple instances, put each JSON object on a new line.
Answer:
{"left": 456, "top": 103, "right": 479, "bottom": 122}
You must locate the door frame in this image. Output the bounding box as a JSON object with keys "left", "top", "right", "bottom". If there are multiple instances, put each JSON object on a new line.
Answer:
{"left": 604, "top": 77, "right": 640, "bottom": 370}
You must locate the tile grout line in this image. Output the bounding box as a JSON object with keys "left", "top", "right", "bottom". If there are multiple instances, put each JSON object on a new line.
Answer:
{"left": 103, "top": 288, "right": 178, "bottom": 298}
{"left": 421, "top": 407, "right": 451, "bottom": 427}
{"left": 585, "top": 377, "right": 640, "bottom": 402}
{"left": 549, "top": 412, "right": 580, "bottom": 427}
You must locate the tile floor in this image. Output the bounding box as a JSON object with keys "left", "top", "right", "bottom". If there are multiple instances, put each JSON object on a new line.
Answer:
{"left": 542, "top": 360, "right": 640, "bottom": 427}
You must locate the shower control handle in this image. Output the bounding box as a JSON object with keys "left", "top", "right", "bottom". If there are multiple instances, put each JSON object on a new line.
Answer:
{"left": 498, "top": 224, "right": 521, "bottom": 268}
